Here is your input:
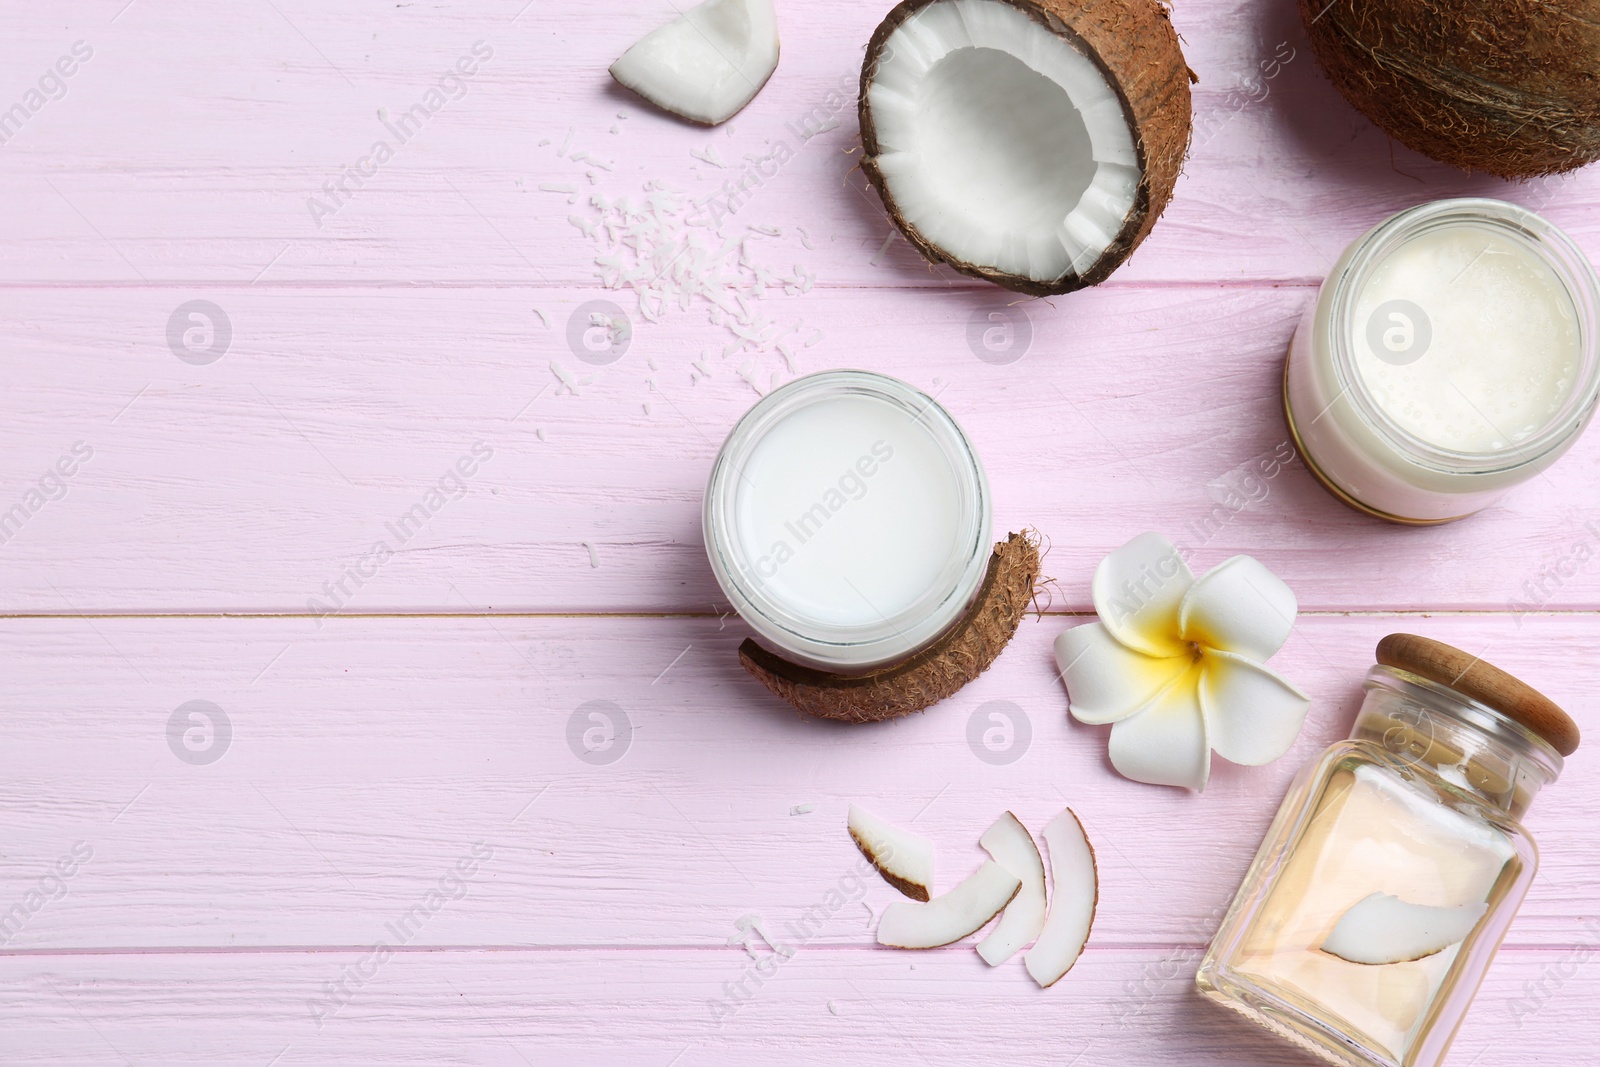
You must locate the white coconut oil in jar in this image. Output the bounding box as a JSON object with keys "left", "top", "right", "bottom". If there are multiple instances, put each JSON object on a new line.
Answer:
{"left": 1197, "top": 634, "right": 1580, "bottom": 1067}
{"left": 703, "top": 370, "right": 992, "bottom": 672}
{"left": 1284, "top": 198, "right": 1600, "bottom": 523}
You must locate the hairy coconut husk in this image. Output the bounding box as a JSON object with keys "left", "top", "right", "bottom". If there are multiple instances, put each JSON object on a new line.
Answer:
{"left": 858, "top": 0, "right": 1194, "bottom": 296}
{"left": 1300, "top": 0, "right": 1600, "bottom": 179}
{"left": 738, "top": 531, "right": 1041, "bottom": 723}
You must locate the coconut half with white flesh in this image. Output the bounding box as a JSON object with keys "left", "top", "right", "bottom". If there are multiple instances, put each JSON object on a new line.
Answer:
{"left": 1322, "top": 893, "right": 1489, "bottom": 966}
{"left": 610, "top": 0, "right": 780, "bottom": 126}
{"left": 848, "top": 804, "right": 936, "bottom": 901}
{"left": 877, "top": 860, "right": 1022, "bottom": 948}
{"left": 859, "top": 0, "right": 1192, "bottom": 296}
{"left": 1024, "top": 806, "right": 1098, "bottom": 987}
{"left": 976, "top": 811, "right": 1047, "bottom": 966}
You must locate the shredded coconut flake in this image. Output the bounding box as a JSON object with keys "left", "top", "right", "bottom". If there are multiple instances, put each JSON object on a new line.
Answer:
{"left": 550, "top": 360, "right": 581, "bottom": 396}
{"left": 553, "top": 168, "right": 817, "bottom": 394}
{"left": 738, "top": 361, "right": 764, "bottom": 395}
{"left": 692, "top": 145, "right": 727, "bottom": 167}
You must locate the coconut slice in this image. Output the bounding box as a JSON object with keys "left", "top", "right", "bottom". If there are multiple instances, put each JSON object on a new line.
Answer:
{"left": 738, "top": 532, "right": 1039, "bottom": 723}
{"left": 859, "top": 0, "right": 1192, "bottom": 295}
{"left": 609, "top": 0, "right": 780, "bottom": 127}
{"left": 1321, "top": 893, "right": 1489, "bottom": 966}
{"left": 848, "top": 804, "right": 936, "bottom": 902}
{"left": 877, "top": 860, "right": 1022, "bottom": 949}
{"left": 1024, "top": 807, "right": 1098, "bottom": 988}
{"left": 975, "top": 811, "right": 1047, "bottom": 966}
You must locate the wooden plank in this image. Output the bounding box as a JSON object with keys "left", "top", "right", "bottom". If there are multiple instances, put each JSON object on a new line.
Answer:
{"left": 0, "top": 614, "right": 1590, "bottom": 951}
{"left": 1, "top": 1, "right": 1596, "bottom": 287}
{"left": 3, "top": 284, "right": 1598, "bottom": 614}
{"left": 0, "top": 946, "right": 1589, "bottom": 1065}
{"left": 3, "top": 2, "right": 1598, "bottom": 1064}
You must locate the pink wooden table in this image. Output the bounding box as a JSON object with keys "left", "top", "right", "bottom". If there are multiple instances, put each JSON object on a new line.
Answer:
{"left": 2, "top": 2, "right": 1597, "bottom": 1064}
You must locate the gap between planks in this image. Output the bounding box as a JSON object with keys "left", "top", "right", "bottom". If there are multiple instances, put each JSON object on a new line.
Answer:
{"left": 0, "top": 941, "right": 1587, "bottom": 958}
{"left": 0, "top": 609, "right": 1596, "bottom": 620}
{"left": 0, "top": 280, "right": 1324, "bottom": 292}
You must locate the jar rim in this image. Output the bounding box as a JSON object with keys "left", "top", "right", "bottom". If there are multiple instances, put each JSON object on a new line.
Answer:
{"left": 1326, "top": 197, "right": 1600, "bottom": 476}
{"left": 702, "top": 369, "right": 992, "bottom": 671}
{"left": 1362, "top": 664, "right": 1565, "bottom": 783}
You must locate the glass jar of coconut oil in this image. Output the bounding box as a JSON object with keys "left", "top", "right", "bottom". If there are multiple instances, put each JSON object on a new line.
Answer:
{"left": 1197, "top": 633, "right": 1579, "bottom": 1067}
{"left": 1284, "top": 198, "right": 1600, "bottom": 524}
{"left": 703, "top": 370, "right": 992, "bottom": 672}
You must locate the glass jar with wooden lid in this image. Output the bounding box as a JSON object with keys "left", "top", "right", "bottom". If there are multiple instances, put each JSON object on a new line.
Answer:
{"left": 1198, "top": 633, "right": 1580, "bottom": 1067}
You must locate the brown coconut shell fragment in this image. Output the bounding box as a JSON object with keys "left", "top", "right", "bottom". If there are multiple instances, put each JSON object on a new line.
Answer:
{"left": 858, "top": 0, "right": 1194, "bottom": 296}
{"left": 738, "top": 531, "right": 1041, "bottom": 723}
{"left": 1300, "top": 0, "right": 1600, "bottom": 178}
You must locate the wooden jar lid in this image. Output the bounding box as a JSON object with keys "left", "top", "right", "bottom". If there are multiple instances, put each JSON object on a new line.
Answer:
{"left": 1376, "top": 633, "right": 1580, "bottom": 756}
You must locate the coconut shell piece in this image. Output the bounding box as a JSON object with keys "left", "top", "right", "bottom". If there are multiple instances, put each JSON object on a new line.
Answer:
{"left": 1300, "top": 0, "right": 1600, "bottom": 178}
{"left": 738, "top": 531, "right": 1040, "bottom": 723}
{"left": 858, "top": 0, "right": 1194, "bottom": 296}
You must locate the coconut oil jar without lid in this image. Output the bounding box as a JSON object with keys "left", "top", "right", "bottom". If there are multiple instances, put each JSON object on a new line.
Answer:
{"left": 703, "top": 370, "right": 992, "bottom": 672}
{"left": 1284, "top": 198, "right": 1600, "bottom": 524}
{"left": 1197, "top": 634, "right": 1580, "bottom": 1067}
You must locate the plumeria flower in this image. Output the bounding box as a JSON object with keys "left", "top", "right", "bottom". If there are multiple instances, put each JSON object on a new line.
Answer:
{"left": 1054, "top": 532, "right": 1311, "bottom": 791}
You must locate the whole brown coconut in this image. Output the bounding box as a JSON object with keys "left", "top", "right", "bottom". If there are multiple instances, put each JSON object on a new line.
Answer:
{"left": 1300, "top": 0, "right": 1600, "bottom": 178}
{"left": 858, "top": 0, "right": 1194, "bottom": 297}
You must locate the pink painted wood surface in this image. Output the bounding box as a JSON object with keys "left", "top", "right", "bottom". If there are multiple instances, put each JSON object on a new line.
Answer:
{"left": 2, "top": 284, "right": 1599, "bottom": 614}
{"left": 2, "top": 1, "right": 1598, "bottom": 286}
{"left": 0, "top": 615, "right": 1592, "bottom": 952}
{"left": 0, "top": 948, "right": 1592, "bottom": 1066}
{"left": 1, "top": 1, "right": 1597, "bottom": 1065}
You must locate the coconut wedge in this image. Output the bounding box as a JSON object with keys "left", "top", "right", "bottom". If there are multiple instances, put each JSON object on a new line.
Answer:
{"left": 877, "top": 860, "right": 1022, "bottom": 949}
{"left": 609, "top": 0, "right": 780, "bottom": 127}
{"left": 1321, "top": 893, "right": 1489, "bottom": 966}
{"left": 859, "top": 0, "right": 1192, "bottom": 295}
{"left": 975, "top": 811, "right": 1048, "bottom": 966}
{"left": 1024, "top": 807, "right": 1098, "bottom": 988}
{"left": 848, "top": 804, "right": 936, "bottom": 901}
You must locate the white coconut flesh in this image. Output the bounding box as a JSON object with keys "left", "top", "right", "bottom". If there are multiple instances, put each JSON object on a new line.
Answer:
{"left": 975, "top": 811, "right": 1048, "bottom": 966}
{"left": 848, "top": 803, "right": 936, "bottom": 901}
{"left": 1321, "top": 893, "right": 1489, "bottom": 966}
{"left": 609, "top": 0, "right": 780, "bottom": 126}
{"left": 876, "top": 860, "right": 1022, "bottom": 949}
{"left": 866, "top": 0, "right": 1139, "bottom": 283}
{"left": 1024, "top": 806, "right": 1098, "bottom": 987}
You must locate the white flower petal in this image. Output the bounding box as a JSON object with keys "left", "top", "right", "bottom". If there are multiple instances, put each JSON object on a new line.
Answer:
{"left": 1106, "top": 672, "right": 1211, "bottom": 791}
{"left": 1199, "top": 648, "right": 1312, "bottom": 766}
{"left": 1091, "top": 532, "right": 1193, "bottom": 658}
{"left": 1055, "top": 622, "right": 1191, "bottom": 726}
{"left": 1178, "top": 555, "right": 1298, "bottom": 661}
